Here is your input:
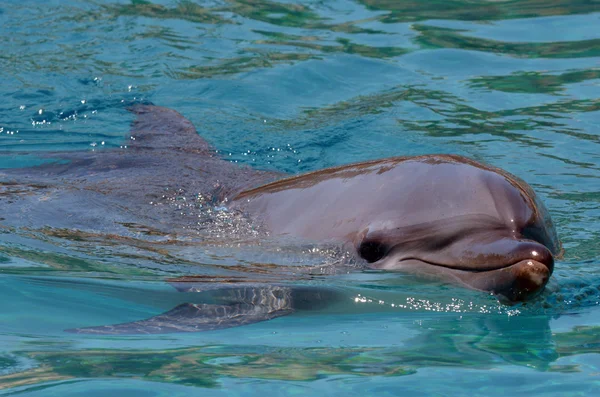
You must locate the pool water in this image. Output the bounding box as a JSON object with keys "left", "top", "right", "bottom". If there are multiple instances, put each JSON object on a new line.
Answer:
{"left": 1, "top": 0, "right": 600, "bottom": 395}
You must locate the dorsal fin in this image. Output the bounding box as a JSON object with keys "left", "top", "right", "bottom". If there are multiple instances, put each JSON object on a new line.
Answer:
{"left": 127, "top": 105, "right": 213, "bottom": 154}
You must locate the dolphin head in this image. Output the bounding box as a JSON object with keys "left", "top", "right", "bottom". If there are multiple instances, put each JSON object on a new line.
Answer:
{"left": 356, "top": 177, "right": 561, "bottom": 303}
{"left": 234, "top": 154, "right": 561, "bottom": 303}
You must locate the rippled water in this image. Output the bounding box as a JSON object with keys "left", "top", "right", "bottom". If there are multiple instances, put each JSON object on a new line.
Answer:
{"left": 1, "top": 0, "right": 600, "bottom": 395}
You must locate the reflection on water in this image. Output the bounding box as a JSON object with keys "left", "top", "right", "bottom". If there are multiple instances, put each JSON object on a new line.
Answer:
{"left": 414, "top": 24, "right": 600, "bottom": 58}
{"left": 1, "top": 0, "right": 600, "bottom": 394}
{"left": 470, "top": 69, "right": 600, "bottom": 94}
{"left": 362, "top": 0, "right": 599, "bottom": 22}
{"left": 2, "top": 313, "right": 600, "bottom": 390}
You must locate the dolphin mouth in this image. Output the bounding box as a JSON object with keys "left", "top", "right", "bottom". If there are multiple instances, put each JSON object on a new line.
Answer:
{"left": 395, "top": 257, "right": 518, "bottom": 272}
{"left": 463, "top": 258, "right": 552, "bottom": 302}
{"left": 372, "top": 256, "right": 553, "bottom": 302}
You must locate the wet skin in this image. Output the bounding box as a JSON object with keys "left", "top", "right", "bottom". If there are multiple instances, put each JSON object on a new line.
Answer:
{"left": 232, "top": 155, "right": 561, "bottom": 302}
{"left": 0, "top": 105, "right": 562, "bottom": 333}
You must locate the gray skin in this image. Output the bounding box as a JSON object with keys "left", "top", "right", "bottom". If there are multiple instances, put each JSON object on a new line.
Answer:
{"left": 231, "top": 154, "right": 561, "bottom": 303}
{"left": 0, "top": 105, "right": 562, "bottom": 334}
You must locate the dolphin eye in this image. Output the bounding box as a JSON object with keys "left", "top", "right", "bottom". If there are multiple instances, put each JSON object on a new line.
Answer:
{"left": 358, "top": 241, "right": 388, "bottom": 263}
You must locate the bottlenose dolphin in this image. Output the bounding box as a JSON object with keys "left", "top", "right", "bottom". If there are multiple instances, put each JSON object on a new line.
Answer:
{"left": 0, "top": 105, "right": 562, "bottom": 334}
{"left": 232, "top": 154, "right": 560, "bottom": 303}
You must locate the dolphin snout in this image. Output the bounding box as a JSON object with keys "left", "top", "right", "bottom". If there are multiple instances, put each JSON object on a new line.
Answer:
{"left": 430, "top": 239, "right": 554, "bottom": 303}
{"left": 513, "top": 240, "right": 554, "bottom": 274}
{"left": 493, "top": 258, "right": 552, "bottom": 302}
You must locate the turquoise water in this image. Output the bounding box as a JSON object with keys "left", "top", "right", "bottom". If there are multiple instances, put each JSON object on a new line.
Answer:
{"left": 1, "top": 0, "right": 600, "bottom": 395}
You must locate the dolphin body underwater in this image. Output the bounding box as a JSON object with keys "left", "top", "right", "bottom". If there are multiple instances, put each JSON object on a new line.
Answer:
{"left": 0, "top": 105, "right": 562, "bottom": 334}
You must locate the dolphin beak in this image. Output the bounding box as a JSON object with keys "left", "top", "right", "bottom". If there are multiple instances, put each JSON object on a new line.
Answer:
{"left": 372, "top": 248, "right": 554, "bottom": 303}
{"left": 490, "top": 259, "right": 552, "bottom": 303}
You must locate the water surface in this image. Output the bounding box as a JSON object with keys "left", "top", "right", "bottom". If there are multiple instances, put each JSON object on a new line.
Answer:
{"left": 1, "top": 0, "right": 600, "bottom": 395}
